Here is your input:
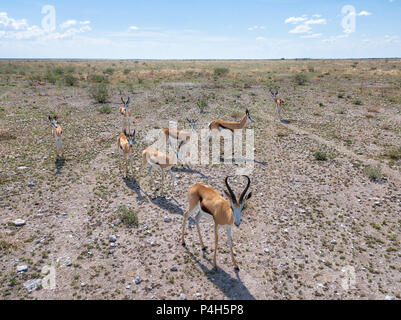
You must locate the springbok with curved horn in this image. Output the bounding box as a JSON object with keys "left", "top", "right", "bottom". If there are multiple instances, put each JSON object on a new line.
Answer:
{"left": 117, "top": 128, "right": 136, "bottom": 178}
{"left": 48, "top": 115, "right": 63, "bottom": 159}
{"left": 119, "top": 97, "right": 131, "bottom": 133}
{"left": 142, "top": 141, "right": 184, "bottom": 193}
{"left": 269, "top": 89, "right": 284, "bottom": 121}
{"left": 206, "top": 109, "right": 255, "bottom": 142}
{"left": 181, "top": 176, "right": 252, "bottom": 270}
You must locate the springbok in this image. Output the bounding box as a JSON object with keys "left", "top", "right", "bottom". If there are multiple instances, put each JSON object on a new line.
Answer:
{"left": 119, "top": 97, "right": 131, "bottom": 133}
{"left": 269, "top": 89, "right": 284, "bottom": 121}
{"left": 117, "top": 128, "right": 136, "bottom": 178}
{"left": 160, "top": 118, "right": 197, "bottom": 164}
{"left": 181, "top": 176, "right": 252, "bottom": 270}
{"left": 142, "top": 141, "right": 184, "bottom": 194}
{"left": 206, "top": 109, "right": 255, "bottom": 142}
{"left": 37, "top": 80, "right": 48, "bottom": 86}
{"left": 48, "top": 115, "right": 63, "bottom": 158}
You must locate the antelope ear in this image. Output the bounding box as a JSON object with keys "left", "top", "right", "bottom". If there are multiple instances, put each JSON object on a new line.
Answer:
{"left": 123, "top": 129, "right": 127, "bottom": 136}
{"left": 54, "top": 116, "right": 58, "bottom": 120}
{"left": 48, "top": 115, "right": 51, "bottom": 121}
{"left": 246, "top": 192, "right": 252, "bottom": 201}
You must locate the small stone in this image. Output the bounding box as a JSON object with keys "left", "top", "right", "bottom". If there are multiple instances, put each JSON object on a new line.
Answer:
{"left": 17, "top": 265, "right": 28, "bottom": 273}
{"left": 81, "top": 282, "right": 86, "bottom": 287}
{"left": 369, "top": 253, "right": 374, "bottom": 257}
{"left": 66, "top": 261, "right": 72, "bottom": 267}
{"left": 283, "top": 229, "right": 289, "bottom": 233}
{"left": 134, "top": 277, "right": 141, "bottom": 285}
{"left": 27, "top": 182, "right": 35, "bottom": 187}
{"left": 18, "top": 166, "right": 28, "bottom": 170}
{"left": 14, "top": 219, "right": 26, "bottom": 227}
{"left": 125, "top": 285, "right": 131, "bottom": 290}
{"left": 195, "top": 293, "right": 202, "bottom": 299}
{"left": 109, "top": 235, "right": 117, "bottom": 242}
{"left": 171, "top": 266, "right": 178, "bottom": 272}
{"left": 264, "top": 248, "right": 270, "bottom": 253}
{"left": 331, "top": 240, "right": 337, "bottom": 245}
{"left": 298, "top": 209, "right": 306, "bottom": 214}
{"left": 109, "top": 249, "right": 114, "bottom": 254}
{"left": 385, "top": 295, "right": 394, "bottom": 300}
{"left": 164, "top": 216, "right": 170, "bottom": 223}
{"left": 23, "top": 279, "right": 42, "bottom": 293}
{"left": 180, "top": 293, "right": 186, "bottom": 300}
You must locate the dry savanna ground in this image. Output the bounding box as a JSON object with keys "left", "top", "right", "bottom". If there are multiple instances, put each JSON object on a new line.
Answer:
{"left": 0, "top": 59, "right": 400, "bottom": 300}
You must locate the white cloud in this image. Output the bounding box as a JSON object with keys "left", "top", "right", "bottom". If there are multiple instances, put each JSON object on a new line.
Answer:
{"left": 301, "top": 33, "right": 323, "bottom": 39}
{"left": 0, "top": 12, "right": 28, "bottom": 30}
{"left": 358, "top": 11, "right": 372, "bottom": 16}
{"left": 0, "top": 12, "right": 91, "bottom": 41}
{"left": 289, "top": 24, "right": 312, "bottom": 34}
{"left": 60, "top": 20, "right": 77, "bottom": 29}
{"left": 286, "top": 15, "right": 326, "bottom": 38}
{"left": 129, "top": 26, "right": 139, "bottom": 30}
{"left": 285, "top": 16, "right": 307, "bottom": 24}
{"left": 305, "top": 18, "right": 326, "bottom": 25}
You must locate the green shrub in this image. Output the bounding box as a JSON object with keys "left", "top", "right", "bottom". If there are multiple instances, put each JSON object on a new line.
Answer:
{"left": 53, "top": 68, "right": 64, "bottom": 75}
{"left": 99, "top": 105, "right": 112, "bottom": 114}
{"left": 103, "top": 68, "right": 115, "bottom": 75}
{"left": 214, "top": 67, "right": 229, "bottom": 77}
{"left": 294, "top": 73, "right": 309, "bottom": 85}
{"left": 364, "top": 165, "right": 382, "bottom": 182}
{"left": 118, "top": 206, "right": 138, "bottom": 227}
{"left": 197, "top": 98, "right": 208, "bottom": 113}
{"left": 90, "top": 83, "right": 109, "bottom": 103}
{"left": 313, "top": 151, "right": 327, "bottom": 161}
{"left": 64, "top": 75, "right": 78, "bottom": 86}
{"left": 123, "top": 69, "right": 131, "bottom": 75}
{"left": 90, "top": 74, "right": 106, "bottom": 83}
{"left": 353, "top": 98, "right": 363, "bottom": 105}
{"left": 385, "top": 146, "right": 401, "bottom": 160}
{"left": 66, "top": 66, "right": 75, "bottom": 73}
{"left": 44, "top": 72, "right": 57, "bottom": 84}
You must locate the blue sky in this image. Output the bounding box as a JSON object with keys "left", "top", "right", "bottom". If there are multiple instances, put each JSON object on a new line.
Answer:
{"left": 0, "top": 0, "right": 400, "bottom": 59}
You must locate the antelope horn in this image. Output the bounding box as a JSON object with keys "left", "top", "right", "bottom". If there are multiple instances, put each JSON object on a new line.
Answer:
{"left": 121, "top": 97, "right": 125, "bottom": 104}
{"left": 239, "top": 175, "right": 251, "bottom": 204}
{"left": 225, "top": 176, "right": 237, "bottom": 204}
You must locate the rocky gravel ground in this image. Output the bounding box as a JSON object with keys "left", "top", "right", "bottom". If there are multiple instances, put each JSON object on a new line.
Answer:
{"left": 0, "top": 59, "right": 400, "bottom": 300}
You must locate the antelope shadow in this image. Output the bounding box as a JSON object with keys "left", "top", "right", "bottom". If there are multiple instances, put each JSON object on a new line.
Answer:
{"left": 122, "top": 176, "right": 147, "bottom": 202}
{"left": 54, "top": 157, "right": 66, "bottom": 175}
{"left": 149, "top": 195, "right": 184, "bottom": 216}
{"left": 183, "top": 247, "right": 255, "bottom": 300}
{"left": 218, "top": 155, "right": 268, "bottom": 166}
{"left": 171, "top": 165, "right": 207, "bottom": 179}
